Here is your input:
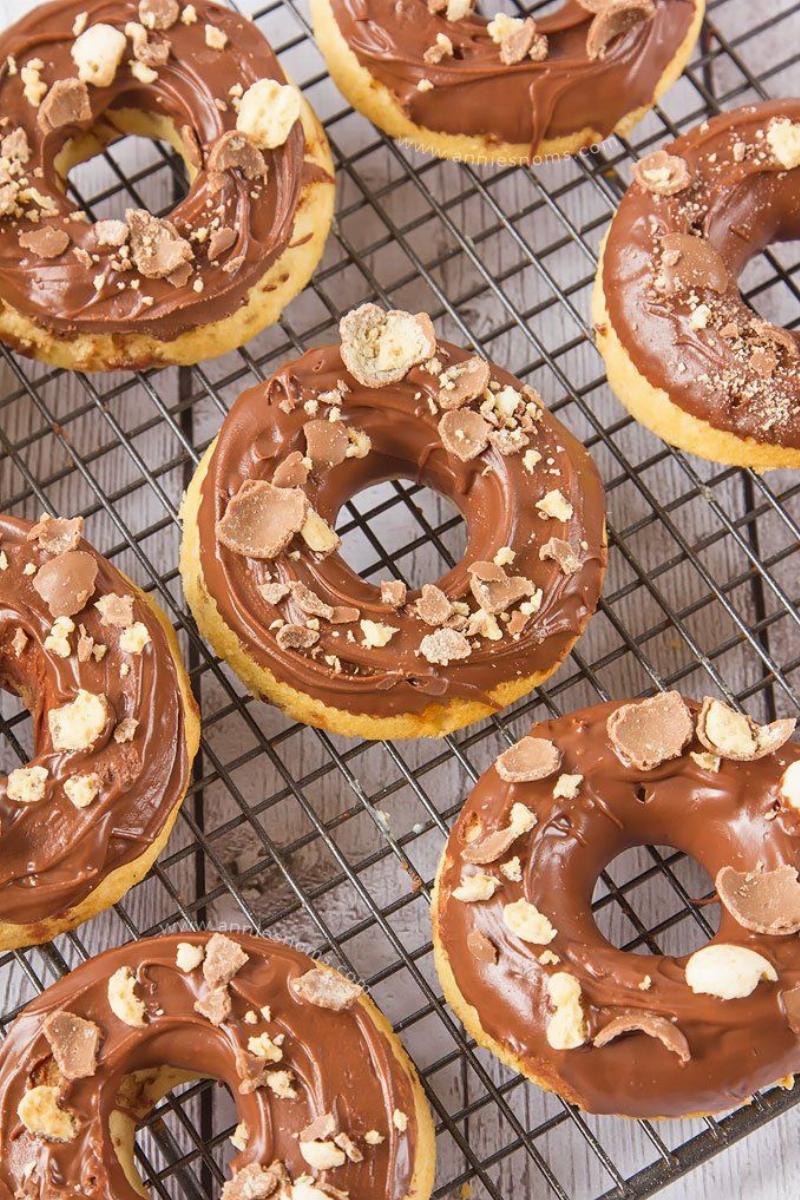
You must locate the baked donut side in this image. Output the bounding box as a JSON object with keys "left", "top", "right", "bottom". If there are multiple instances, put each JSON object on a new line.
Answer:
{"left": 432, "top": 693, "right": 800, "bottom": 1118}
{"left": 311, "top": 0, "right": 705, "bottom": 165}
{"left": 593, "top": 100, "right": 800, "bottom": 470}
{"left": 0, "top": 0, "right": 334, "bottom": 371}
{"left": 0, "top": 514, "right": 199, "bottom": 950}
{"left": 180, "top": 304, "right": 607, "bottom": 740}
{"left": 0, "top": 931, "right": 435, "bottom": 1200}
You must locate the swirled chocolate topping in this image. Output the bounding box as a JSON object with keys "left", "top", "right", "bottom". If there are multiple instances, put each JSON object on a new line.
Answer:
{"left": 434, "top": 694, "right": 800, "bottom": 1117}
{"left": 0, "top": 0, "right": 322, "bottom": 339}
{"left": 0, "top": 514, "right": 192, "bottom": 926}
{"left": 601, "top": 100, "right": 800, "bottom": 448}
{"left": 195, "top": 306, "right": 606, "bottom": 720}
{"left": 326, "top": 0, "right": 697, "bottom": 152}
{"left": 0, "top": 932, "right": 420, "bottom": 1200}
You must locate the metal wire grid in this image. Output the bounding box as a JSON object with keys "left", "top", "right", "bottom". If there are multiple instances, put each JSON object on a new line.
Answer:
{"left": 0, "top": 0, "right": 799, "bottom": 1196}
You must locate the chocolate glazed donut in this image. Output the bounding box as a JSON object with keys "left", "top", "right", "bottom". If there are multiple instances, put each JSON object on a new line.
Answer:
{"left": 0, "top": 931, "right": 435, "bottom": 1200}
{"left": 311, "top": 0, "right": 705, "bottom": 164}
{"left": 180, "top": 304, "right": 607, "bottom": 740}
{"left": 594, "top": 100, "right": 800, "bottom": 469}
{"left": 0, "top": 514, "right": 199, "bottom": 950}
{"left": 0, "top": 0, "right": 334, "bottom": 371}
{"left": 432, "top": 693, "right": 800, "bottom": 1118}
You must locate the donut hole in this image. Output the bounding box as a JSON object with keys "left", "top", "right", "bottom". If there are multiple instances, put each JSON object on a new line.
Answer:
{"left": 738, "top": 244, "right": 800, "bottom": 336}
{"left": 336, "top": 478, "right": 468, "bottom": 591}
{"left": 0, "top": 673, "right": 36, "bottom": 771}
{"left": 115, "top": 1067, "right": 238, "bottom": 1193}
{"left": 57, "top": 109, "right": 196, "bottom": 223}
{"left": 592, "top": 845, "right": 720, "bottom": 957}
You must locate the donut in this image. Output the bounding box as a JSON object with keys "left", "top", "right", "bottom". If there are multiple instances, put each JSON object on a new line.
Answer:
{"left": 594, "top": 101, "right": 800, "bottom": 470}
{"left": 180, "top": 303, "right": 607, "bottom": 740}
{"left": 432, "top": 692, "right": 800, "bottom": 1118}
{"left": 0, "top": 0, "right": 334, "bottom": 372}
{"left": 0, "top": 513, "right": 199, "bottom": 950}
{"left": 311, "top": 0, "right": 705, "bottom": 165}
{"left": 0, "top": 930, "right": 435, "bottom": 1200}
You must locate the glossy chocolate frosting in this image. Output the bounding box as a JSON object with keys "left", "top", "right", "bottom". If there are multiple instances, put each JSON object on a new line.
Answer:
{"left": 0, "top": 0, "right": 316, "bottom": 340}
{"left": 195, "top": 336, "right": 606, "bottom": 720}
{"left": 0, "top": 514, "right": 191, "bottom": 928}
{"left": 602, "top": 100, "right": 800, "bottom": 448}
{"left": 327, "top": 0, "right": 697, "bottom": 151}
{"left": 434, "top": 696, "right": 800, "bottom": 1117}
{"left": 0, "top": 931, "right": 419, "bottom": 1200}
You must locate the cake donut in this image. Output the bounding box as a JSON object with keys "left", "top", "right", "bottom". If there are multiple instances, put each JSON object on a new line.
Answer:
{"left": 432, "top": 691, "right": 800, "bottom": 1118}
{"left": 0, "top": 930, "right": 435, "bottom": 1200}
{"left": 0, "top": 513, "right": 199, "bottom": 950}
{"left": 0, "top": 0, "right": 334, "bottom": 372}
{"left": 594, "top": 101, "right": 800, "bottom": 470}
{"left": 180, "top": 303, "right": 607, "bottom": 740}
{"left": 311, "top": 0, "right": 705, "bottom": 165}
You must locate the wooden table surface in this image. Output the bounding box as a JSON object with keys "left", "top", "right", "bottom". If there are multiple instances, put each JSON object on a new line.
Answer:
{"left": 0, "top": 0, "right": 799, "bottom": 1197}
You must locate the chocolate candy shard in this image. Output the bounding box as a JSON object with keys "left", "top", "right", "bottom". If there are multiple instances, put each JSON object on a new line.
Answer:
{"left": 194, "top": 987, "right": 231, "bottom": 1026}
{"left": 632, "top": 150, "right": 692, "bottom": 196}
{"left": 208, "top": 227, "right": 236, "bottom": 260}
{"left": 289, "top": 966, "right": 362, "bottom": 1010}
{"left": 715, "top": 865, "right": 800, "bottom": 935}
{"left": 499, "top": 17, "right": 540, "bottom": 65}
{"left": 272, "top": 451, "right": 310, "bottom": 489}
{"left": 139, "top": 0, "right": 180, "bottom": 31}
{"left": 292, "top": 581, "right": 334, "bottom": 620}
{"left": 339, "top": 303, "right": 436, "bottom": 388}
{"left": 276, "top": 624, "right": 319, "bottom": 651}
{"left": 586, "top": 0, "right": 656, "bottom": 61}
{"left": 203, "top": 933, "right": 249, "bottom": 988}
{"left": 658, "top": 232, "right": 730, "bottom": 296}
{"left": 221, "top": 1162, "right": 286, "bottom": 1200}
{"left": 207, "top": 130, "right": 267, "bottom": 181}
{"left": 496, "top": 736, "right": 561, "bottom": 783}
{"left": 539, "top": 537, "right": 582, "bottom": 575}
{"left": 437, "top": 355, "right": 490, "bottom": 409}
{"left": 414, "top": 583, "right": 452, "bottom": 626}
{"left": 438, "top": 409, "right": 491, "bottom": 461}
{"left": 126, "top": 209, "right": 193, "bottom": 281}
{"left": 467, "top": 929, "right": 497, "bottom": 964}
{"left": 303, "top": 419, "right": 349, "bottom": 467}
{"left": 606, "top": 692, "right": 694, "bottom": 771}
{"left": 462, "top": 800, "right": 536, "bottom": 864}
{"left": 300, "top": 1112, "right": 336, "bottom": 1142}
{"left": 33, "top": 550, "right": 98, "bottom": 618}
{"left": 37, "top": 79, "right": 91, "bottom": 133}
{"left": 593, "top": 1011, "right": 690, "bottom": 1063}
{"left": 42, "top": 1011, "right": 101, "bottom": 1080}
{"left": 697, "top": 697, "right": 795, "bottom": 761}
{"left": 468, "top": 560, "right": 535, "bottom": 613}
{"left": 216, "top": 480, "right": 309, "bottom": 559}
{"left": 419, "top": 627, "right": 471, "bottom": 665}
{"left": 380, "top": 579, "right": 407, "bottom": 608}
{"left": 27, "top": 514, "right": 83, "bottom": 555}
{"left": 95, "top": 593, "right": 134, "bottom": 628}
{"left": 19, "top": 226, "right": 70, "bottom": 258}
{"left": 781, "top": 985, "right": 800, "bottom": 1033}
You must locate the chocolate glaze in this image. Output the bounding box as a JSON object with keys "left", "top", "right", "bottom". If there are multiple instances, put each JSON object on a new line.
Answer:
{"left": 602, "top": 100, "right": 800, "bottom": 448}
{"left": 195, "top": 341, "right": 606, "bottom": 720}
{"left": 0, "top": 515, "right": 191, "bottom": 927}
{"left": 0, "top": 932, "right": 419, "bottom": 1200}
{"left": 434, "top": 698, "right": 800, "bottom": 1118}
{"left": 326, "top": 0, "right": 697, "bottom": 152}
{"left": 0, "top": 0, "right": 315, "bottom": 340}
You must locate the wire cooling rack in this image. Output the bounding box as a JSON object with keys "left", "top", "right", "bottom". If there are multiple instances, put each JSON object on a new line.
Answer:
{"left": 1, "top": 0, "right": 800, "bottom": 1196}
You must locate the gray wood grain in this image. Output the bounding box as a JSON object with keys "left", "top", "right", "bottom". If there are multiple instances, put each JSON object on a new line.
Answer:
{"left": 0, "top": 0, "right": 799, "bottom": 1197}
